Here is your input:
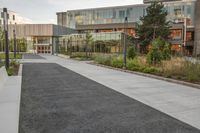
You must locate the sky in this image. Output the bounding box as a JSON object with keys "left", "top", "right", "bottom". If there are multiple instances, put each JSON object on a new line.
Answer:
{"left": 0, "top": 0, "right": 142, "bottom": 24}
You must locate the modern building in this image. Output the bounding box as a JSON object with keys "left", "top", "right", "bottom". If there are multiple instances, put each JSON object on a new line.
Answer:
{"left": 194, "top": 0, "right": 200, "bottom": 56}
{"left": 7, "top": 24, "right": 76, "bottom": 54}
{"left": 57, "top": 0, "right": 200, "bottom": 56}
{"left": 58, "top": 32, "right": 125, "bottom": 54}
{"left": 0, "top": 8, "right": 32, "bottom": 25}
{"left": 143, "top": 0, "right": 182, "bottom": 3}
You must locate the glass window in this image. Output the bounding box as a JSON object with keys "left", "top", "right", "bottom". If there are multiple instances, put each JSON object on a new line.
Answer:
{"left": 119, "top": 10, "right": 125, "bottom": 18}
{"left": 174, "top": 6, "right": 182, "bottom": 16}
{"left": 170, "top": 29, "right": 182, "bottom": 40}
{"left": 186, "top": 32, "right": 194, "bottom": 41}
{"left": 187, "top": 6, "right": 191, "bottom": 14}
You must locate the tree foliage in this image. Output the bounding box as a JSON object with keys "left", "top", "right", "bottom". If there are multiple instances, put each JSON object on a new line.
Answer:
{"left": 0, "top": 27, "right": 4, "bottom": 52}
{"left": 85, "top": 32, "right": 94, "bottom": 56}
{"left": 147, "top": 37, "right": 171, "bottom": 64}
{"left": 136, "top": 2, "right": 170, "bottom": 48}
{"left": 127, "top": 46, "right": 136, "bottom": 59}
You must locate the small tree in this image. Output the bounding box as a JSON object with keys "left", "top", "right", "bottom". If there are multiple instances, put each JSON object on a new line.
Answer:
{"left": 136, "top": 1, "right": 170, "bottom": 53}
{"left": 147, "top": 37, "right": 171, "bottom": 64}
{"left": 162, "top": 43, "right": 171, "bottom": 60}
{"left": 127, "top": 46, "right": 136, "bottom": 59}
{"left": 147, "top": 44, "right": 162, "bottom": 65}
{"left": 85, "top": 32, "right": 93, "bottom": 57}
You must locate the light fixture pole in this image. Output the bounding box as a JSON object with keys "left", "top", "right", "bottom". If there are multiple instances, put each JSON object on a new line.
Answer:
{"left": 56, "top": 38, "right": 59, "bottom": 55}
{"left": 123, "top": 17, "right": 128, "bottom": 68}
{"left": 13, "top": 23, "right": 17, "bottom": 59}
{"left": 3, "top": 8, "right": 9, "bottom": 69}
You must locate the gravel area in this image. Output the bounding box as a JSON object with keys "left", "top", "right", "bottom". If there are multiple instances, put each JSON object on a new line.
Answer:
{"left": 19, "top": 63, "right": 200, "bottom": 133}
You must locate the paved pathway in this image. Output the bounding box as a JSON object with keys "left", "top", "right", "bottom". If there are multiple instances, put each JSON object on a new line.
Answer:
{"left": 0, "top": 66, "right": 22, "bottom": 133}
{"left": 20, "top": 63, "right": 200, "bottom": 133}
{"left": 23, "top": 53, "right": 45, "bottom": 59}
{"left": 39, "top": 54, "right": 200, "bottom": 130}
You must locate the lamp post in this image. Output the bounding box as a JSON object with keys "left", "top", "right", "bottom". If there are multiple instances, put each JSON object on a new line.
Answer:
{"left": 13, "top": 23, "right": 17, "bottom": 59}
{"left": 56, "top": 38, "right": 59, "bottom": 55}
{"left": 3, "top": 8, "right": 9, "bottom": 69}
{"left": 123, "top": 17, "right": 128, "bottom": 68}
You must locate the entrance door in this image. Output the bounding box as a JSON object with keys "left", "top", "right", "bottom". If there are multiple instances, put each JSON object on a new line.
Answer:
{"left": 37, "top": 45, "right": 51, "bottom": 54}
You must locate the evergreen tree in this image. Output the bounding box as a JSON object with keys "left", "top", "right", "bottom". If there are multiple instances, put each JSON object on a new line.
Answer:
{"left": 136, "top": 1, "right": 170, "bottom": 52}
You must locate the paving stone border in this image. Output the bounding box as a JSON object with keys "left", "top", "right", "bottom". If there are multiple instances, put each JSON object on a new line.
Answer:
{"left": 89, "top": 62, "right": 200, "bottom": 89}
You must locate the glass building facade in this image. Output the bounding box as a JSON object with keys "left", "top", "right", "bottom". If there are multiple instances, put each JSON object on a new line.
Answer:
{"left": 57, "top": 32, "right": 125, "bottom": 53}
{"left": 57, "top": 0, "right": 199, "bottom": 56}
{"left": 143, "top": 0, "right": 182, "bottom": 3}
{"left": 57, "top": 0, "right": 196, "bottom": 28}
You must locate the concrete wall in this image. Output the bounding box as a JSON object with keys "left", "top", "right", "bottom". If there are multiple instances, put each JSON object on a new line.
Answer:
{"left": 7, "top": 24, "right": 76, "bottom": 38}
{"left": 8, "top": 24, "right": 53, "bottom": 38}
{"left": 194, "top": 0, "right": 200, "bottom": 56}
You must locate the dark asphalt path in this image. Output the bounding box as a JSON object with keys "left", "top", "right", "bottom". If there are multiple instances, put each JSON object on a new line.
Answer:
{"left": 23, "top": 54, "right": 45, "bottom": 59}
{"left": 19, "top": 63, "right": 200, "bottom": 133}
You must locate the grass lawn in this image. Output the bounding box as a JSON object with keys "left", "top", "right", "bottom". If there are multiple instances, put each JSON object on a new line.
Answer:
{"left": 0, "top": 53, "right": 22, "bottom": 59}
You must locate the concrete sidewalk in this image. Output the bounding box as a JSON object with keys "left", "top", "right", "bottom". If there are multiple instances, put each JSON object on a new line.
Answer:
{"left": 41, "top": 54, "right": 200, "bottom": 129}
{"left": 0, "top": 65, "right": 22, "bottom": 133}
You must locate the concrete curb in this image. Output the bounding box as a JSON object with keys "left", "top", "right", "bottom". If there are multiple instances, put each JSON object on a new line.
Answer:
{"left": 56, "top": 54, "right": 70, "bottom": 59}
{"left": 18, "top": 64, "right": 23, "bottom": 76}
{"left": 0, "top": 66, "right": 8, "bottom": 88}
{"left": 89, "top": 62, "right": 200, "bottom": 89}
{"left": 17, "top": 64, "right": 22, "bottom": 133}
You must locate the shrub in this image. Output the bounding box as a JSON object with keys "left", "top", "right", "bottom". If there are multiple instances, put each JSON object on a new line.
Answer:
{"left": 147, "top": 37, "right": 171, "bottom": 64}
{"left": 94, "top": 54, "right": 112, "bottom": 66}
{"left": 10, "top": 60, "right": 18, "bottom": 67}
{"left": 7, "top": 67, "right": 14, "bottom": 76}
{"left": 143, "top": 67, "right": 159, "bottom": 74}
{"left": 127, "top": 46, "right": 136, "bottom": 59}
{"left": 70, "top": 52, "right": 94, "bottom": 60}
{"left": 111, "top": 56, "right": 124, "bottom": 68}
{"left": 127, "top": 59, "right": 140, "bottom": 71}
{"left": 162, "top": 43, "right": 171, "bottom": 60}
{"left": 147, "top": 46, "right": 162, "bottom": 64}
{"left": 70, "top": 52, "right": 86, "bottom": 58}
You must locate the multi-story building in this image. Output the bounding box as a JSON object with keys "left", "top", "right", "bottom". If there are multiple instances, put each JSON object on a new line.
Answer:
{"left": 57, "top": 0, "right": 200, "bottom": 56}
{"left": 143, "top": 0, "right": 182, "bottom": 3}
{"left": 0, "top": 8, "right": 32, "bottom": 25}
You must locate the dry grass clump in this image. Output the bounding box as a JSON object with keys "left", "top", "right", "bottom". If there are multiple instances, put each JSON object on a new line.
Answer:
{"left": 161, "top": 57, "right": 200, "bottom": 82}
{"left": 161, "top": 57, "right": 187, "bottom": 77}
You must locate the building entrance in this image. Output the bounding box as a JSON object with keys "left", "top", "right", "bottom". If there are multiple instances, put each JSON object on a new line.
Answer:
{"left": 37, "top": 45, "right": 51, "bottom": 54}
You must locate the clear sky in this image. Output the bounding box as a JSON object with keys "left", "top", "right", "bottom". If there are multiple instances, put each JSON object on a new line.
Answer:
{"left": 0, "top": 0, "right": 143, "bottom": 24}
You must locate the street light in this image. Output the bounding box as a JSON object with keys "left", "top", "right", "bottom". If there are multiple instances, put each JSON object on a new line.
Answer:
{"left": 123, "top": 17, "right": 128, "bottom": 68}
{"left": 13, "top": 23, "right": 17, "bottom": 59}
{"left": 3, "top": 8, "right": 9, "bottom": 69}
{"left": 56, "top": 38, "right": 59, "bottom": 55}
